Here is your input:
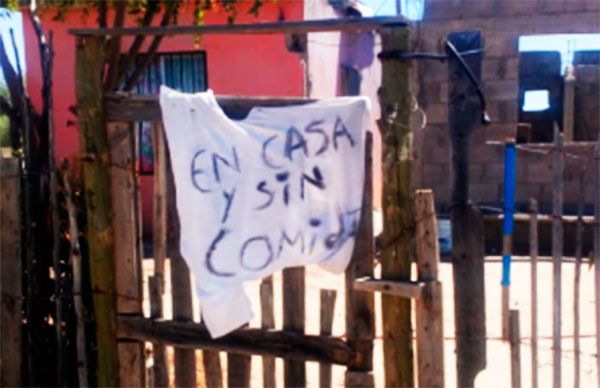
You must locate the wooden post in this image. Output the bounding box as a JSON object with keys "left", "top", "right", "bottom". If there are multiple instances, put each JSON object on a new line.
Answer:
{"left": 228, "top": 351, "right": 251, "bottom": 388}
{"left": 573, "top": 171, "right": 584, "bottom": 388}
{"left": 414, "top": 190, "right": 444, "bottom": 388}
{"left": 319, "top": 289, "right": 337, "bottom": 388}
{"left": 283, "top": 267, "right": 306, "bottom": 387}
{"left": 509, "top": 310, "right": 521, "bottom": 388}
{"left": 108, "top": 121, "right": 145, "bottom": 387}
{"left": 75, "top": 35, "right": 119, "bottom": 387}
{"left": 260, "top": 276, "right": 275, "bottom": 388}
{"left": 63, "top": 163, "right": 89, "bottom": 387}
{"left": 562, "top": 66, "right": 575, "bottom": 141}
{"left": 379, "top": 24, "right": 414, "bottom": 388}
{"left": 1, "top": 157, "right": 21, "bottom": 388}
{"left": 551, "top": 125, "right": 563, "bottom": 388}
{"left": 594, "top": 141, "right": 600, "bottom": 388}
{"left": 447, "top": 31, "right": 486, "bottom": 388}
{"left": 150, "top": 123, "right": 168, "bottom": 388}
{"left": 166, "top": 146, "right": 197, "bottom": 388}
{"left": 529, "top": 198, "right": 538, "bottom": 388}
{"left": 345, "top": 132, "right": 375, "bottom": 386}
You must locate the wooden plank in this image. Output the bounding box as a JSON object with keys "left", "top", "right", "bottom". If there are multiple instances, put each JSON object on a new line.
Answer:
{"left": 69, "top": 16, "right": 408, "bottom": 36}
{"left": 117, "top": 316, "right": 355, "bottom": 365}
{"left": 551, "top": 125, "right": 563, "bottom": 388}
{"left": 594, "top": 142, "right": 600, "bottom": 388}
{"left": 0, "top": 157, "right": 21, "bottom": 388}
{"left": 75, "top": 35, "right": 119, "bottom": 387}
{"left": 319, "top": 289, "right": 337, "bottom": 388}
{"left": 283, "top": 267, "right": 306, "bottom": 387}
{"left": 228, "top": 352, "right": 251, "bottom": 388}
{"left": 354, "top": 278, "right": 424, "bottom": 299}
{"left": 170, "top": 259, "right": 197, "bottom": 388}
{"left": 562, "top": 66, "right": 575, "bottom": 141}
{"left": 202, "top": 348, "right": 223, "bottom": 388}
{"left": 260, "top": 277, "right": 275, "bottom": 388}
{"left": 63, "top": 164, "right": 89, "bottom": 387}
{"left": 345, "top": 131, "right": 375, "bottom": 381}
{"left": 379, "top": 25, "right": 414, "bottom": 388}
{"left": 150, "top": 122, "right": 168, "bottom": 388}
{"left": 447, "top": 31, "right": 487, "bottom": 388}
{"left": 529, "top": 198, "right": 538, "bottom": 388}
{"left": 574, "top": 173, "right": 584, "bottom": 388}
{"left": 483, "top": 213, "right": 594, "bottom": 225}
{"left": 414, "top": 190, "right": 444, "bottom": 388}
{"left": 105, "top": 93, "right": 316, "bottom": 122}
{"left": 509, "top": 310, "right": 521, "bottom": 388}
{"left": 108, "top": 122, "right": 145, "bottom": 387}
{"left": 166, "top": 145, "right": 197, "bottom": 388}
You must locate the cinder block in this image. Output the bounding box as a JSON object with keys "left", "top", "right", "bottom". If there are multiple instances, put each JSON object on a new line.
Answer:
{"left": 470, "top": 183, "right": 501, "bottom": 203}
{"left": 470, "top": 143, "right": 504, "bottom": 164}
{"left": 424, "top": 0, "right": 462, "bottom": 21}
{"left": 469, "top": 164, "right": 485, "bottom": 183}
{"left": 483, "top": 33, "right": 519, "bottom": 58}
{"left": 425, "top": 103, "right": 448, "bottom": 125}
{"left": 420, "top": 126, "right": 450, "bottom": 164}
{"left": 495, "top": 0, "right": 537, "bottom": 16}
{"left": 526, "top": 162, "right": 552, "bottom": 184}
{"left": 483, "top": 162, "right": 505, "bottom": 182}
{"left": 517, "top": 183, "right": 544, "bottom": 203}
{"left": 482, "top": 57, "right": 519, "bottom": 81}
{"left": 484, "top": 80, "right": 519, "bottom": 101}
{"left": 487, "top": 100, "right": 518, "bottom": 124}
{"left": 484, "top": 124, "right": 518, "bottom": 142}
{"left": 419, "top": 81, "right": 442, "bottom": 106}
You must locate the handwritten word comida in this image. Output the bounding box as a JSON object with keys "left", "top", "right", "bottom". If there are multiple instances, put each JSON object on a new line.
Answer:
{"left": 204, "top": 208, "right": 361, "bottom": 277}
{"left": 185, "top": 115, "right": 361, "bottom": 277}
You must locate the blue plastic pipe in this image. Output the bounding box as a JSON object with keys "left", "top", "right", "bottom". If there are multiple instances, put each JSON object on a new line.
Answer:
{"left": 501, "top": 142, "right": 517, "bottom": 287}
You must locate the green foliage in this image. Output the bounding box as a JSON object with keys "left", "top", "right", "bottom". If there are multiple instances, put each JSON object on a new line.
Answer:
{"left": 0, "top": 85, "right": 9, "bottom": 147}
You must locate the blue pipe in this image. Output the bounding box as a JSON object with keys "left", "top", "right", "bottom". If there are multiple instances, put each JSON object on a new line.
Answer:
{"left": 501, "top": 142, "right": 517, "bottom": 287}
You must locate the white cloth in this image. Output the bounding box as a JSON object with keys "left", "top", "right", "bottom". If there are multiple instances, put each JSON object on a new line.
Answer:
{"left": 159, "top": 86, "right": 369, "bottom": 337}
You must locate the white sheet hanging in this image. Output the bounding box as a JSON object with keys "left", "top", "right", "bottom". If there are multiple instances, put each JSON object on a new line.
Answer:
{"left": 159, "top": 86, "right": 370, "bottom": 337}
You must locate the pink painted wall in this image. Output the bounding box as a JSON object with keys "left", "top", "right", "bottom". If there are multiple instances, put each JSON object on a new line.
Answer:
{"left": 22, "top": 3, "right": 305, "bottom": 241}
{"left": 23, "top": 2, "right": 305, "bottom": 162}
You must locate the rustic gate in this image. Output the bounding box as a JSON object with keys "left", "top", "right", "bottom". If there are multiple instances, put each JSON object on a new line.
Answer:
{"left": 66, "top": 16, "right": 445, "bottom": 387}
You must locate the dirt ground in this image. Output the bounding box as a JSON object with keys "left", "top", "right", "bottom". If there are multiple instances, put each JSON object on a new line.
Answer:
{"left": 144, "top": 256, "right": 599, "bottom": 387}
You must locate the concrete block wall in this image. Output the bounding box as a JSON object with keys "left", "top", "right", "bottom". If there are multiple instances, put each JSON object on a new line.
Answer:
{"left": 413, "top": 0, "right": 599, "bottom": 214}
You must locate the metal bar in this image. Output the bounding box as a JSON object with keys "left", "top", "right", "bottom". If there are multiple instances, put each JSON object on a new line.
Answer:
{"left": 69, "top": 16, "right": 409, "bottom": 36}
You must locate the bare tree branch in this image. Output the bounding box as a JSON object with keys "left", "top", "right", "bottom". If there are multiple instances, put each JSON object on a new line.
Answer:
{"left": 124, "top": 1, "right": 179, "bottom": 92}
{"left": 114, "top": 0, "right": 161, "bottom": 89}
{"left": 104, "top": 0, "right": 127, "bottom": 91}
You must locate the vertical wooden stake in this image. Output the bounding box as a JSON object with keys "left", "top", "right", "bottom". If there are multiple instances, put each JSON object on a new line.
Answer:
{"left": 345, "top": 132, "right": 375, "bottom": 387}
{"left": 414, "top": 190, "right": 444, "bottom": 388}
{"left": 283, "top": 267, "right": 306, "bottom": 387}
{"left": 319, "top": 289, "right": 337, "bottom": 388}
{"left": 150, "top": 123, "right": 168, "bottom": 387}
{"left": 529, "top": 198, "right": 538, "bottom": 388}
{"left": 447, "top": 31, "right": 487, "bottom": 388}
{"left": 551, "top": 125, "right": 563, "bottom": 388}
{"left": 379, "top": 24, "right": 414, "bottom": 388}
{"left": 75, "top": 35, "right": 119, "bottom": 387}
{"left": 166, "top": 145, "right": 197, "bottom": 388}
{"left": 227, "top": 351, "right": 251, "bottom": 388}
{"left": 594, "top": 141, "right": 600, "bottom": 388}
{"left": 109, "top": 122, "right": 145, "bottom": 387}
{"left": 63, "top": 164, "right": 89, "bottom": 388}
{"left": 260, "top": 276, "right": 275, "bottom": 388}
{"left": 509, "top": 309, "right": 521, "bottom": 388}
{"left": 1, "top": 157, "right": 22, "bottom": 388}
{"left": 562, "top": 66, "right": 575, "bottom": 141}
{"left": 573, "top": 171, "right": 584, "bottom": 388}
